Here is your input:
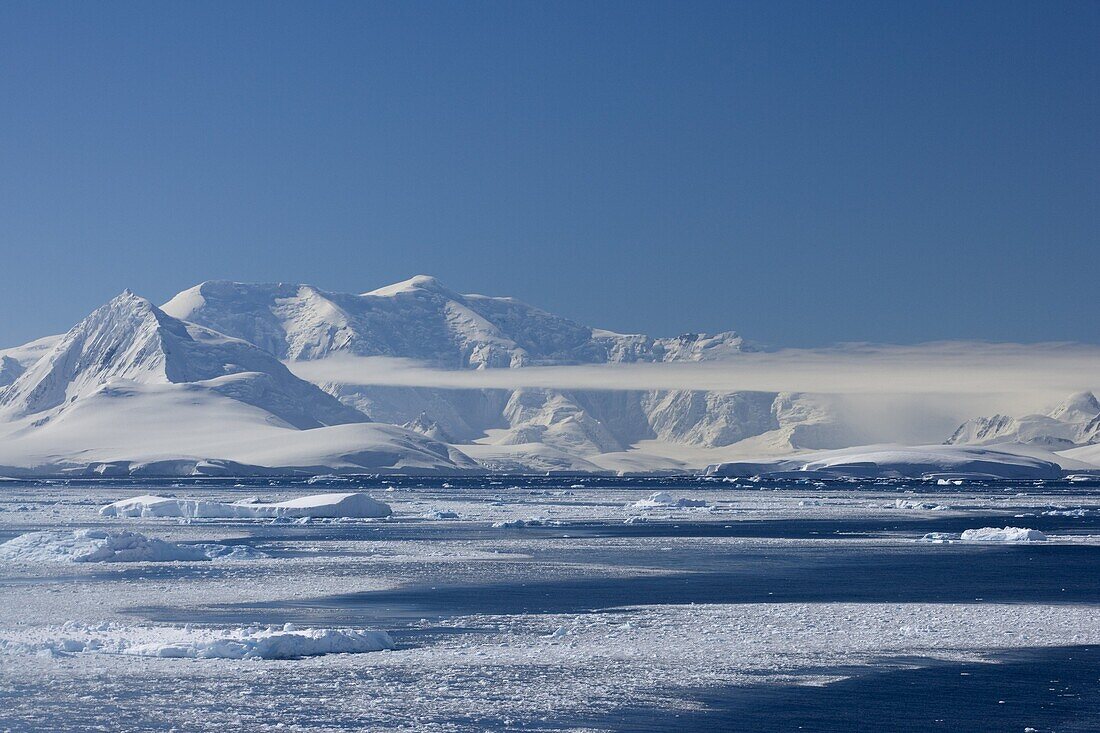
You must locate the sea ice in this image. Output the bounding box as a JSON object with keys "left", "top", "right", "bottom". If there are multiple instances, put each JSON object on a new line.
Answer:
{"left": 1042, "top": 508, "right": 1089, "bottom": 517}
{"left": 959, "top": 527, "right": 1048, "bottom": 543}
{"left": 4, "top": 622, "right": 393, "bottom": 660}
{"left": 100, "top": 492, "right": 392, "bottom": 519}
{"left": 633, "top": 491, "right": 675, "bottom": 508}
{"left": 492, "top": 518, "right": 549, "bottom": 528}
{"left": 893, "top": 499, "right": 947, "bottom": 510}
{"left": 0, "top": 529, "right": 210, "bottom": 563}
{"left": 630, "top": 492, "right": 708, "bottom": 509}
{"left": 128, "top": 626, "right": 394, "bottom": 659}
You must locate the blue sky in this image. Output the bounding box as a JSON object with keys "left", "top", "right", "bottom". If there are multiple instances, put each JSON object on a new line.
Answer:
{"left": 0, "top": 0, "right": 1097, "bottom": 348}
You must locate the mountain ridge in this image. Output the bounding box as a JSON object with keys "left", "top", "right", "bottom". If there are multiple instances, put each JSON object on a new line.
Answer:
{"left": 161, "top": 276, "right": 753, "bottom": 368}
{"left": 945, "top": 391, "right": 1100, "bottom": 450}
{"left": 0, "top": 277, "right": 1096, "bottom": 476}
{"left": 0, "top": 290, "right": 475, "bottom": 475}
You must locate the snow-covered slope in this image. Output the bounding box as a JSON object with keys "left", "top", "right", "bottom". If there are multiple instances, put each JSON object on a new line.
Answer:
{"left": 156, "top": 276, "right": 910, "bottom": 471}
{"left": 0, "top": 356, "right": 24, "bottom": 388}
{"left": 0, "top": 335, "right": 61, "bottom": 388}
{"left": 0, "top": 279, "right": 797, "bottom": 474}
{"left": 2, "top": 277, "right": 1093, "bottom": 477}
{"left": 0, "top": 291, "right": 366, "bottom": 429}
{"left": 162, "top": 276, "right": 752, "bottom": 368}
{"left": 0, "top": 334, "right": 62, "bottom": 368}
{"left": 0, "top": 292, "right": 475, "bottom": 475}
{"left": 159, "top": 277, "right": 819, "bottom": 471}
{"left": 946, "top": 392, "right": 1100, "bottom": 450}
{"left": 1060, "top": 442, "right": 1100, "bottom": 467}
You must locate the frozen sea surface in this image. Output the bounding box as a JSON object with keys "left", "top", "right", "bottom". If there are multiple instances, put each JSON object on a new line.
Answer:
{"left": 2, "top": 475, "right": 1100, "bottom": 731}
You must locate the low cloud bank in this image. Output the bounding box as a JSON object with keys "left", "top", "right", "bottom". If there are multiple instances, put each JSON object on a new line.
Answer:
{"left": 287, "top": 342, "right": 1100, "bottom": 407}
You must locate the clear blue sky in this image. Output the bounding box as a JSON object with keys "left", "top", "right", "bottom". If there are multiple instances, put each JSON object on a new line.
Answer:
{"left": 1, "top": 0, "right": 1097, "bottom": 348}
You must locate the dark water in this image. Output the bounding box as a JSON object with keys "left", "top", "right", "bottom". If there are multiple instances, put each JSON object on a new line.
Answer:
{"left": 133, "top": 541, "right": 1100, "bottom": 631}
{"left": 595, "top": 645, "right": 1100, "bottom": 733}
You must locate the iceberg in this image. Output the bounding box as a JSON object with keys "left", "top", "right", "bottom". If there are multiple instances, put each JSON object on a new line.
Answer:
{"left": 959, "top": 527, "right": 1048, "bottom": 543}
{"left": 100, "top": 492, "right": 393, "bottom": 520}
{"left": 631, "top": 491, "right": 708, "bottom": 509}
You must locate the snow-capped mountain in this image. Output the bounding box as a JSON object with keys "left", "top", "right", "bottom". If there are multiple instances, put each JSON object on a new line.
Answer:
{"left": 161, "top": 276, "right": 751, "bottom": 368}
{"left": 155, "top": 276, "right": 844, "bottom": 468}
{"left": 1050, "top": 391, "right": 1100, "bottom": 425}
{"left": 1, "top": 276, "right": 1095, "bottom": 476}
{"left": 946, "top": 391, "right": 1100, "bottom": 450}
{"left": 0, "top": 291, "right": 365, "bottom": 428}
{"left": 0, "top": 292, "right": 475, "bottom": 475}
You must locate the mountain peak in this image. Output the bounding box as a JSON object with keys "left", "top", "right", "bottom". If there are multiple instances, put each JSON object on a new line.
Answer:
{"left": 109, "top": 288, "right": 152, "bottom": 308}
{"left": 1, "top": 289, "right": 370, "bottom": 429}
{"left": 364, "top": 275, "right": 454, "bottom": 298}
{"left": 0, "top": 291, "right": 177, "bottom": 417}
{"left": 1050, "top": 391, "right": 1100, "bottom": 423}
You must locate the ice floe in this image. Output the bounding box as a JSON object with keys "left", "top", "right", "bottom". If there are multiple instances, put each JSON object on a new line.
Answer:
{"left": 630, "top": 491, "right": 708, "bottom": 509}
{"left": 1042, "top": 508, "right": 1090, "bottom": 517}
{"left": 959, "top": 527, "right": 1048, "bottom": 543}
{"left": 492, "top": 518, "right": 561, "bottom": 528}
{"left": 0, "top": 530, "right": 208, "bottom": 563}
{"left": 2, "top": 622, "right": 393, "bottom": 660}
{"left": 0, "top": 529, "right": 267, "bottom": 563}
{"left": 920, "top": 527, "right": 1050, "bottom": 543}
{"left": 99, "top": 492, "right": 392, "bottom": 520}
{"left": 893, "top": 499, "right": 948, "bottom": 510}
